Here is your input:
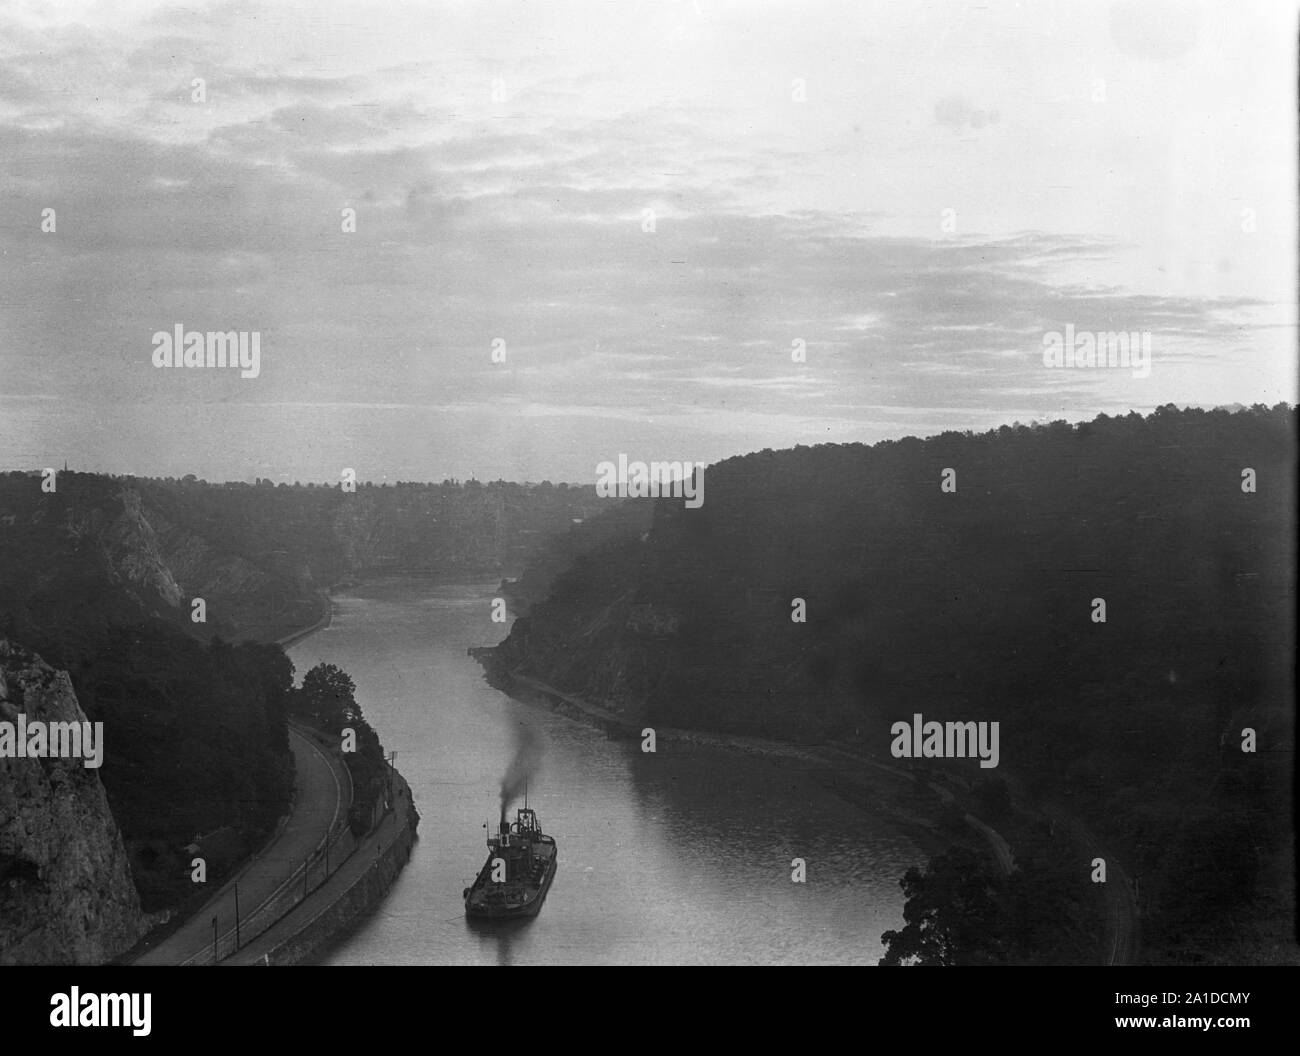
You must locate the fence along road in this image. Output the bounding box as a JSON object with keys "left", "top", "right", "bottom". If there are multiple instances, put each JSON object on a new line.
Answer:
{"left": 133, "top": 723, "right": 348, "bottom": 965}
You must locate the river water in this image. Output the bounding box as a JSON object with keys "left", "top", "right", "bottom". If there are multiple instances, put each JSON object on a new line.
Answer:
{"left": 287, "top": 576, "right": 919, "bottom": 965}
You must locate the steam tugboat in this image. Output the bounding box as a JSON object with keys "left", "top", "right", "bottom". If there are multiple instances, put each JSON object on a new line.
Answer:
{"left": 463, "top": 798, "right": 558, "bottom": 919}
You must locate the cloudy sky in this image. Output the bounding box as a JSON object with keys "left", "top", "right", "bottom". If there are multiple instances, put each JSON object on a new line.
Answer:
{"left": 1, "top": 0, "right": 1295, "bottom": 483}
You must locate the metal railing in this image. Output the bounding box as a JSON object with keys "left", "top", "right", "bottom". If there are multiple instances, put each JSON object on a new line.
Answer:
{"left": 183, "top": 809, "right": 361, "bottom": 965}
{"left": 182, "top": 723, "right": 369, "bottom": 965}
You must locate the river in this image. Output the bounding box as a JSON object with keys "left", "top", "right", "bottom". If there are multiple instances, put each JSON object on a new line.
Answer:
{"left": 287, "top": 575, "right": 920, "bottom": 965}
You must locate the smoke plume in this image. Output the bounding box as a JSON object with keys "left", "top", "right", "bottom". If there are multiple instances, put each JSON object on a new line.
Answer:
{"left": 499, "top": 719, "right": 543, "bottom": 821}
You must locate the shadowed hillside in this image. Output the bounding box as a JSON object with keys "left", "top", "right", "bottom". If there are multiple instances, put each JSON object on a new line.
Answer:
{"left": 488, "top": 404, "right": 1296, "bottom": 963}
{"left": 0, "top": 471, "right": 606, "bottom": 914}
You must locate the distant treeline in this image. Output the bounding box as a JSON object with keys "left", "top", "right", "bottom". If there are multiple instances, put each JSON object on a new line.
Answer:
{"left": 0, "top": 471, "right": 608, "bottom": 642}
{"left": 492, "top": 404, "right": 1296, "bottom": 963}
{"left": 126, "top": 475, "right": 607, "bottom": 587}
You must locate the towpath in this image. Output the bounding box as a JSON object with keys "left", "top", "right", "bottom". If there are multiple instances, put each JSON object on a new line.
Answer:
{"left": 131, "top": 725, "right": 346, "bottom": 965}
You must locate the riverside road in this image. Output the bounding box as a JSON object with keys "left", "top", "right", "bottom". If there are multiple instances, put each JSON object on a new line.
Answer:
{"left": 131, "top": 726, "right": 345, "bottom": 965}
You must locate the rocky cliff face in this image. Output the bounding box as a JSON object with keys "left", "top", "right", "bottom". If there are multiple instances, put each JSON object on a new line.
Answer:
{"left": 89, "top": 488, "right": 186, "bottom": 608}
{"left": 0, "top": 637, "right": 147, "bottom": 964}
{"left": 496, "top": 588, "right": 682, "bottom": 719}
{"left": 19, "top": 479, "right": 313, "bottom": 641}
{"left": 145, "top": 504, "right": 297, "bottom": 636}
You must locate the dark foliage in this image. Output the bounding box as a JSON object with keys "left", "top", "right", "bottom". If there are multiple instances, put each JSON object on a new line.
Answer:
{"left": 289, "top": 663, "right": 388, "bottom": 836}
{"left": 880, "top": 847, "right": 1009, "bottom": 965}
{"left": 0, "top": 614, "right": 294, "bottom": 911}
{"left": 496, "top": 405, "right": 1296, "bottom": 960}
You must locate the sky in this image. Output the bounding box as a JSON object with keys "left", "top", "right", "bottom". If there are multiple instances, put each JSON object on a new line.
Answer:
{"left": 0, "top": 0, "right": 1295, "bottom": 483}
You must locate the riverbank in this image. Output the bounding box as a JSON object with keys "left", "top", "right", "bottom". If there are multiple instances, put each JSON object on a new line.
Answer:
{"left": 258, "top": 597, "right": 421, "bottom": 966}
{"left": 471, "top": 646, "right": 1136, "bottom": 964}
{"left": 275, "top": 590, "right": 334, "bottom": 649}
{"left": 469, "top": 647, "right": 984, "bottom": 866}
{"left": 225, "top": 771, "right": 419, "bottom": 966}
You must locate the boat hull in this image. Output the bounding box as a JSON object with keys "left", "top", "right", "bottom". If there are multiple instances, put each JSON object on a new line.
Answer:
{"left": 464, "top": 843, "right": 558, "bottom": 920}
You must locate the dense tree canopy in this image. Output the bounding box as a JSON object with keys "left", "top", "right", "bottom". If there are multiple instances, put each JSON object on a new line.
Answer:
{"left": 495, "top": 405, "right": 1296, "bottom": 962}
{"left": 290, "top": 663, "right": 388, "bottom": 836}
{"left": 880, "top": 847, "right": 1009, "bottom": 965}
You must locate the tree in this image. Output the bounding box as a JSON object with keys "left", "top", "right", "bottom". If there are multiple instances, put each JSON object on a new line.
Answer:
{"left": 288, "top": 662, "right": 390, "bottom": 834}
{"left": 293, "top": 663, "right": 359, "bottom": 732}
{"left": 880, "top": 847, "right": 1009, "bottom": 965}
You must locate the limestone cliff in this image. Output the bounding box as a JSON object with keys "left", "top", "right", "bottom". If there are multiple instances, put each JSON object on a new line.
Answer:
{"left": 0, "top": 637, "right": 147, "bottom": 964}
{"left": 93, "top": 488, "right": 185, "bottom": 608}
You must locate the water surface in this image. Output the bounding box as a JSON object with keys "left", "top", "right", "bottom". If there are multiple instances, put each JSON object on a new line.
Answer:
{"left": 288, "top": 576, "right": 918, "bottom": 965}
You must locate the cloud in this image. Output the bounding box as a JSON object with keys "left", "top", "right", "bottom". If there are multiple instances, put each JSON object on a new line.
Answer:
{"left": 0, "top": 0, "right": 1289, "bottom": 482}
{"left": 1108, "top": 0, "right": 1201, "bottom": 61}
{"left": 933, "top": 95, "right": 1000, "bottom": 132}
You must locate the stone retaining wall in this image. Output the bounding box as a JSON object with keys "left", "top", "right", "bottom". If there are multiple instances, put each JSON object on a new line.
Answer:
{"left": 255, "top": 780, "right": 417, "bottom": 966}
